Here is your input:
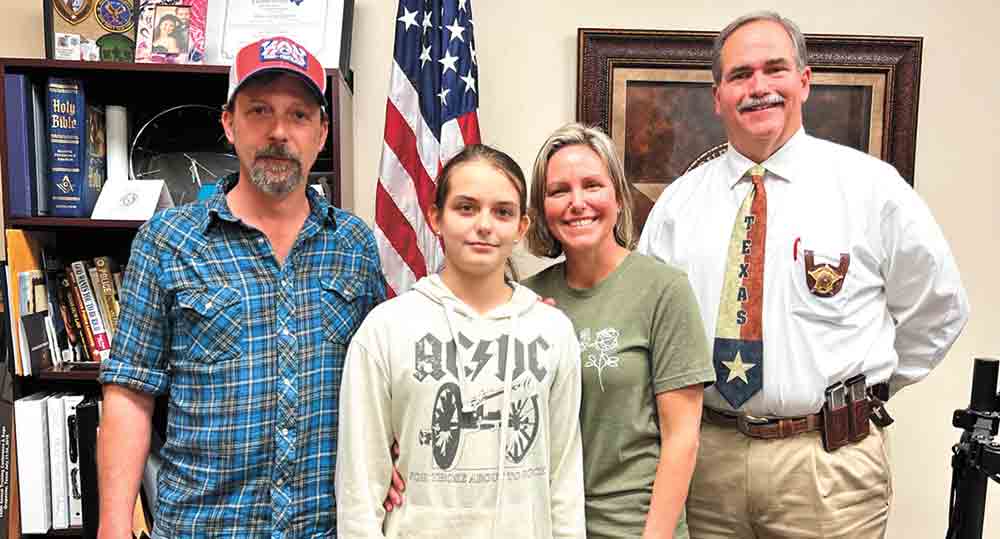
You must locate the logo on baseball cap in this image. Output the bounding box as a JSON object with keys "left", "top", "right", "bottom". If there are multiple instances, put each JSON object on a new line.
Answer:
{"left": 227, "top": 36, "right": 326, "bottom": 107}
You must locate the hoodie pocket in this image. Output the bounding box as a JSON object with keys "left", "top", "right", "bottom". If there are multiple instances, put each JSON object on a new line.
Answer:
{"left": 389, "top": 502, "right": 535, "bottom": 539}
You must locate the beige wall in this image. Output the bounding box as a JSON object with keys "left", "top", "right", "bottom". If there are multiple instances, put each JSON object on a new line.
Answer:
{"left": 352, "top": 2, "right": 999, "bottom": 537}
{"left": 4, "top": 0, "right": 998, "bottom": 537}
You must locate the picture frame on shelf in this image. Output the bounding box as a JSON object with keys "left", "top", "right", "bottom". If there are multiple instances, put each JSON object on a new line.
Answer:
{"left": 134, "top": 0, "right": 208, "bottom": 64}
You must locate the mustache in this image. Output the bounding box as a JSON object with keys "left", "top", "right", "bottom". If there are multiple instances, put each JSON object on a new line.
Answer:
{"left": 737, "top": 94, "right": 785, "bottom": 112}
{"left": 254, "top": 144, "right": 300, "bottom": 163}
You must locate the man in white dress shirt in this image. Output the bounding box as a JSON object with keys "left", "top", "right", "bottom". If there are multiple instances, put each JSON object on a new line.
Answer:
{"left": 637, "top": 11, "right": 969, "bottom": 539}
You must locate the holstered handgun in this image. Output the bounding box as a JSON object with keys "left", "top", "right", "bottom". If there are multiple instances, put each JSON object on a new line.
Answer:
{"left": 868, "top": 382, "right": 895, "bottom": 428}
{"left": 822, "top": 381, "right": 850, "bottom": 452}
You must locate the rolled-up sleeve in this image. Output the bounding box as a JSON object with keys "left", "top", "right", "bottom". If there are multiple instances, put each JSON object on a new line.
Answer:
{"left": 99, "top": 223, "right": 171, "bottom": 395}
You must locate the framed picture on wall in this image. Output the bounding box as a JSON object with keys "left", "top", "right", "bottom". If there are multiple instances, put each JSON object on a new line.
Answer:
{"left": 577, "top": 29, "right": 922, "bottom": 235}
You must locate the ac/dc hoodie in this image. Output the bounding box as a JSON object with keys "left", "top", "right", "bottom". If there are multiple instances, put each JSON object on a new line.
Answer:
{"left": 336, "top": 274, "right": 585, "bottom": 538}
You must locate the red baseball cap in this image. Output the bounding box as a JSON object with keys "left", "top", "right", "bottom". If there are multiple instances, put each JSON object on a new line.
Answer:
{"left": 227, "top": 36, "right": 326, "bottom": 107}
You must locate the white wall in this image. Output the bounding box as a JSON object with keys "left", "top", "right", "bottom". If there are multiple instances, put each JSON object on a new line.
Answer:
{"left": 3, "top": 0, "right": 998, "bottom": 536}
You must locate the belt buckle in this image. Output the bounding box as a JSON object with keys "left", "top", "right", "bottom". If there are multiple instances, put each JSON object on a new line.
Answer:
{"left": 737, "top": 414, "right": 772, "bottom": 436}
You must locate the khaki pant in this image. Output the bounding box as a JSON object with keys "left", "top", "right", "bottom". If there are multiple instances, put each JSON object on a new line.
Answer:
{"left": 687, "top": 419, "right": 891, "bottom": 539}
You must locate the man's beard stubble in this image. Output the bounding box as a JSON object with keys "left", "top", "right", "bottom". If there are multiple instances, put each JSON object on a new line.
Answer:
{"left": 249, "top": 143, "right": 305, "bottom": 196}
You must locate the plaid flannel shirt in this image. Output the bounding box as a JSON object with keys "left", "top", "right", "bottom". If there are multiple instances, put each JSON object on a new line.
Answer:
{"left": 100, "top": 174, "right": 386, "bottom": 538}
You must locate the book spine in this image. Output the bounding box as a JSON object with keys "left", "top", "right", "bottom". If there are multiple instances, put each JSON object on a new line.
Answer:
{"left": 62, "top": 395, "right": 85, "bottom": 528}
{"left": 93, "top": 257, "right": 120, "bottom": 332}
{"left": 31, "top": 81, "right": 50, "bottom": 215}
{"left": 47, "top": 396, "right": 69, "bottom": 530}
{"left": 65, "top": 269, "right": 97, "bottom": 363}
{"left": 14, "top": 394, "right": 51, "bottom": 534}
{"left": 70, "top": 262, "right": 109, "bottom": 361}
{"left": 0, "top": 264, "right": 13, "bottom": 539}
{"left": 82, "top": 105, "right": 106, "bottom": 216}
{"left": 0, "top": 380, "right": 13, "bottom": 539}
{"left": 56, "top": 273, "right": 84, "bottom": 362}
{"left": 4, "top": 74, "right": 34, "bottom": 218}
{"left": 75, "top": 397, "right": 100, "bottom": 535}
{"left": 0, "top": 392, "right": 13, "bottom": 539}
{"left": 87, "top": 266, "right": 113, "bottom": 342}
{"left": 46, "top": 77, "right": 87, "bottom": 217}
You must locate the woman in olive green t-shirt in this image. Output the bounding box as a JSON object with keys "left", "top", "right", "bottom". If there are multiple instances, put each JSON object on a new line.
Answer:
{"left": 521, "top": 123, "right": 715, "bottom": 539}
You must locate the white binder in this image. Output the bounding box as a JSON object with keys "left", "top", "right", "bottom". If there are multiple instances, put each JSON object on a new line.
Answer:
{"left": 14, "top": 392, "right": 52, "bottom": 534}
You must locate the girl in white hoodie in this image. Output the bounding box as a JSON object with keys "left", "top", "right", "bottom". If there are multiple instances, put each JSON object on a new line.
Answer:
{"left": 336, "top": 144, "right": 586, "bottom": 539}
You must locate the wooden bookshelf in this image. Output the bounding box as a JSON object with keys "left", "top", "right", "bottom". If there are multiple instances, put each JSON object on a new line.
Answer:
{"left": 8, "top": 217, "right": 144, "bottom": 231}
{"left": 0, "top": 56, "right": 351, "bottom": 539}
{"left": 37, "top": 365, "right": 100, "bottom": 382}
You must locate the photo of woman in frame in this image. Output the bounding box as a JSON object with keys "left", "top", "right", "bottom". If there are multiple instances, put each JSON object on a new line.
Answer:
{"left": 150, "top": 6, "right": 191, "bottom": 57}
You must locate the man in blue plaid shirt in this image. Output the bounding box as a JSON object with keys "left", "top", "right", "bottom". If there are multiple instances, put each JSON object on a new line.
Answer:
{"left": 97, "top": 36, "right": 386, "bottom": 539}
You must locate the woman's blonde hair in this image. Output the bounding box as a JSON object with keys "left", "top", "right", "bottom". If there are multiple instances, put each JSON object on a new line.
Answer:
{"left": 526, "top": 122, "right": 634, "bottom": 258}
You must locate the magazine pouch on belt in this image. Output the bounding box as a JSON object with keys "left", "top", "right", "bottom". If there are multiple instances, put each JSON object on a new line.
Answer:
{"left": 846, "top": 374, "right": 871, "bottom": 443}
{"left": 822, "top": 381, "right": 850, "bottom": 452}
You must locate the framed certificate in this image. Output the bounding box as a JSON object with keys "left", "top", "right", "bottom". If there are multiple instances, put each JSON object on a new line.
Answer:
{"left": 205, "top": 0, "right": 353, "bottom": 70}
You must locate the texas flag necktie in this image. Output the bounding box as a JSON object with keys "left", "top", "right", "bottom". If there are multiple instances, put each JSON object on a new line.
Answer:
{"left": 712, "top": 165, "right": 767, "bottom": 408}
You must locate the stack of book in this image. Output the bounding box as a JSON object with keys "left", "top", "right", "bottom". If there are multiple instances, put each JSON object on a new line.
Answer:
{"left": 4, "top": 230, "right": 124, "bottom": 376}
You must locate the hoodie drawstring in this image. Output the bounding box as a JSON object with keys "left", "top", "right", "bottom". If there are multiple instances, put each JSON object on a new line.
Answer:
{"left": 441, "top": 305, "right": 473, "bottom": 406}
{"left": 492, "top": 314, "right": 518, "bottom": 537}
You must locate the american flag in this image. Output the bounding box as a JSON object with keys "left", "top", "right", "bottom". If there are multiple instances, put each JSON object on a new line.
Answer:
{"left": 375, "top": 0, "right": 481, "bottom": 297}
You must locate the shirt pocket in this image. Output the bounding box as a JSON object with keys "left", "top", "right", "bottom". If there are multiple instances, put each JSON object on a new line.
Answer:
{"left": 788, "top": 243, "right": 851, "bottom": 321}
{"left": 320, "top": 273, "right": 367, "bottom": 344}
{"left": 175, "top": 286, "right": 243, "bottom": 363}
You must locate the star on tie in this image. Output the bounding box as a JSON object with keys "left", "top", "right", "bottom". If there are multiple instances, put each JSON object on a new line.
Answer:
{"left": 438, "top": 87, "right": 451, "bottom": 106}
{"left": 722, "top": 350, "right": 757, "bottom": 384}
{"left": 469, "top": 42, "right": 478, "bottom": 65}
{"left": 397, "top": 7, "right": 419, "bottom": 31}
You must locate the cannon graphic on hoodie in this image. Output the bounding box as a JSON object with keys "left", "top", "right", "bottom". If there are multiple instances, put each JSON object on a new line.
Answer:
{"left": 419, "top": 381, "right": 540, "bottom": 469}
